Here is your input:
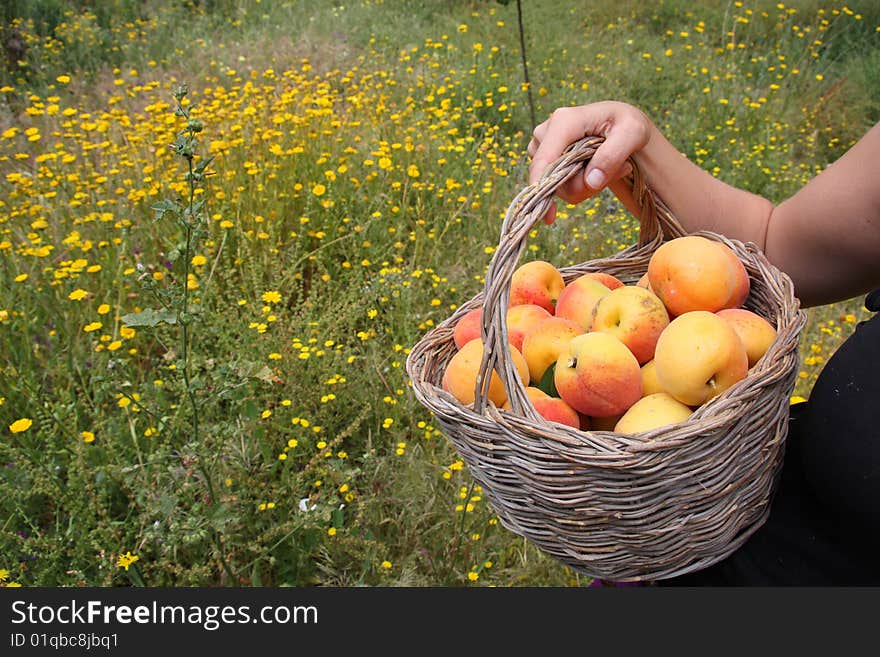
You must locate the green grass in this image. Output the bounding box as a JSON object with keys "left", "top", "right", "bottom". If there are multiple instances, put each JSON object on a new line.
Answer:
{"left": 0, "top": 0, "right": 877, "bottom": 587}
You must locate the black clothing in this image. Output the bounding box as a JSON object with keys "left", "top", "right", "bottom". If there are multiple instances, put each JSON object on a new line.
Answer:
{"left": 663, "top": 289, "right": 880, "bottom": 586}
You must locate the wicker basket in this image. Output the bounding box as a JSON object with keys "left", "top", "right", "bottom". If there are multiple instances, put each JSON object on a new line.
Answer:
{"left": 405, "top": 135, "right": 807, "bottom": 582}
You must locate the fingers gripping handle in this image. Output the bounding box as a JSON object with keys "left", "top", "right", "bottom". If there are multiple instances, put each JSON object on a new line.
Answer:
{"left": 472, "top": 135, "right": 682, "bottom": 416}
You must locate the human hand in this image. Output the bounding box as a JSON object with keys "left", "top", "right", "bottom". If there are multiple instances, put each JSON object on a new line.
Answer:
{"left": 527, "top": 101, "right": 651, "bottom": 224}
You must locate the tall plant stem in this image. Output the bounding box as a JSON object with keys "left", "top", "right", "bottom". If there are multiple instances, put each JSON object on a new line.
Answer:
{"left": 516, "top": 0, "right": 537, "bottom": 130}
{"left": 173, "top": 98, "right": 235, "bottom": 584}
{"left": 182, "top": 154, "right": 234, "bottom": 583}
{"left": 181, "top": 156, "right": 201, "bottom": 454}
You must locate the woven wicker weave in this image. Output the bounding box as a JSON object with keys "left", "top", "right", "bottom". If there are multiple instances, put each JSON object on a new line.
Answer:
{"left": 405, "top": 135, "right": 806, "bottom": 582}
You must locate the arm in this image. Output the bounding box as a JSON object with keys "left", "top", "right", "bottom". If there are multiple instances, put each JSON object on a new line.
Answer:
{"left": 527, "top": 102, "right": 880, "bottom": 308}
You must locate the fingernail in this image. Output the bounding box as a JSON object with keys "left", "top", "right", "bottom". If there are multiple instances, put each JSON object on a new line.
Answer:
{"left": 586, "top": 168, "right": 606, "bottom": 189}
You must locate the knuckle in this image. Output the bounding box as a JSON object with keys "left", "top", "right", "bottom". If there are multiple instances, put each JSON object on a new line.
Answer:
{"left": 551, "top": 106, "right": 575, "bottom": 121}
{"left": 531, "top": 120, "right": 549, "bottom": 141}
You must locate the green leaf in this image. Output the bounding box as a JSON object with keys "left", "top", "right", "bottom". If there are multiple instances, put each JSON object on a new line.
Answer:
{"left": 237, "top": 361, "right": 277, "bottom": 384}
{"left": 121, "top": 308, "right": 178, "bottom": 327}
{"left": 242, "top": 399, "right": 259, "bottom": 419}
{"left": 208, "top": 503, "right": 231, "bottom": 532}
{"left": 251, "top": 561, "right": 263, "bottom": 587}
{"left": 537, "top": 362, "right": 558, "bottom": 397}
{"left": 150, "top": 199, "right": 179, "bottom": 220}
{"left": 189, "top": 199, "right": 208, "bottom": 220}
{"left": 194, "top": 155, "right": 215, "bottom": 174}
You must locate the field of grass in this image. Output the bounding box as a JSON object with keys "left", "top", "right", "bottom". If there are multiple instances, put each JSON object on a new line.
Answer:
{"left": 1, "top": 0, "right": 878, "bottom": 587}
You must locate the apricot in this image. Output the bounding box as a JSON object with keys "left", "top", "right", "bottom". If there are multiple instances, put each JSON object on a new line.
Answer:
{"left": 442, "top": 339, "right": 529, "bottom": 408}
{"left": 509, "top": 260, "right": 565, "bottom": 313}
{"left": 648, "top": 236, "right": 748, "bottom": 316}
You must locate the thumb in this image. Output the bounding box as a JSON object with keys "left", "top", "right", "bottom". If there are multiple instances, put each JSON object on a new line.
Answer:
{"left": 582, "top": 158, "right": 634, "bottom": 191}
{"left": 581, "top": 120, "right": 648, "bottom": 190}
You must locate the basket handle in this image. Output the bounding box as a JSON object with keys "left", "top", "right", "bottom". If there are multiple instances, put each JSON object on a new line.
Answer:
{"left": 473, "top": 135, "right": 687, "bottom": 416}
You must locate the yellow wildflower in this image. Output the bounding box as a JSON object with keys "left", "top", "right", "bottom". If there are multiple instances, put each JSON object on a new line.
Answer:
{"left": 10, "top": 418, "right": 33, "bottom": 433}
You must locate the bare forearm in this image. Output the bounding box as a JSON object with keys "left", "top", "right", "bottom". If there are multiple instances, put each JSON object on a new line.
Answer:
{"left": 764, "top": 122, "right": 880, "bottom": 307}
{"left": 610, "top": 120, "right": 773, "bottom": 253}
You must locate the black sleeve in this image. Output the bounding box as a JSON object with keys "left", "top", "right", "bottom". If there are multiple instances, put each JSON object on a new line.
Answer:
{"left": 798, "top": 288, "right": 880, "bottom": 547}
